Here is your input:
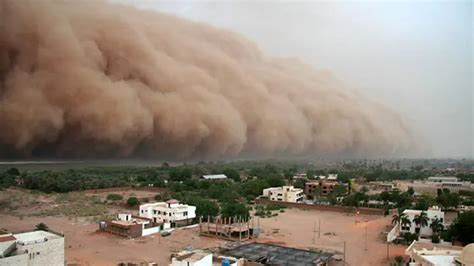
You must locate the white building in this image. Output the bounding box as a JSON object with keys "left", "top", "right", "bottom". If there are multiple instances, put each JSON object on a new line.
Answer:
{"left": 201, "top": 174, "right": 227, "bottom": 180}
{"left": 0, "top": 230, "right": 64, "bottom": 266}
{"left": 171, "top": 250, "right": 243, "bottom": 266}
{"left": 292, "top": 173, "right": 307, "bottom": 179}
{"left": 400, "top": 206, "right": 445, "bottom": 237}
{"left": 262, "top": 186, "right": 304, "bottom": 203}
{"left": 318, "top": 174, "right": 338, "bottom": 181}
{"left": 100, "top": 213, "right": 165, "bottom": 238}
{"left": 171, "top": 250, "right": 212, "bottom": 266}
{"left": 405, "top": 240, "right": 465, "bottom": 266}
{"left": 139, "top": 199, "right": 196, "bottom": 227}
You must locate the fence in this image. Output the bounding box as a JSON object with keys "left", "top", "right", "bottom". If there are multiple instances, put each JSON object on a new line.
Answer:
{"left": 83, "top": 186, "right": 168, "bottom": 194}
{"left": 255, "top": 198, "right": 384, "bottom": 215}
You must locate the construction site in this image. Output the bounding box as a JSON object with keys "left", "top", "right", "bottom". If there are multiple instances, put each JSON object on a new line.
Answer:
{"left": 199, "top": 216, "right": 258, "bottom": 241}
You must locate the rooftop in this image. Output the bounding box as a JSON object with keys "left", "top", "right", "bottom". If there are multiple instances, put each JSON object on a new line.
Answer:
{"left": 0, "top": 234, "right": 16, "bottom": 243}
{"left": 202, "top": 174, "right": 227, "bottom": 180}
{"left": 223, "top": 242, "right": 333, "bottom": 266}
{"left": 14, "top": 230, "right": 63, "bottom": 245}
{"left": 174, "top": 250, "right": 211, "bottom": 262}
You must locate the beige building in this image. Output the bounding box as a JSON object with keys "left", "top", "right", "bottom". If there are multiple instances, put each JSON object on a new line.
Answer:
{"left": 304, "top": 180, "right": 338, "bottom": 197}
{"left": 262, "top": 186, "right": 304, "bottom": 203}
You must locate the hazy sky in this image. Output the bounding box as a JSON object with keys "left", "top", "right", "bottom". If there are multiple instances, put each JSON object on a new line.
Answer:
{"left": 115, "top": 0, "right": 473, "bottom": 158}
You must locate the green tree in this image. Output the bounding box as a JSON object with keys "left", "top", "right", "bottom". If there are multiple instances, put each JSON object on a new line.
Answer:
{"left": 223, "top": 168, "right": 240, "bottom": 182}
{"left": 392, "top": 212, "right": 408, "bottom": 225}
{"left": 127, "top": 197, "right": 139, "bottom": 207}
{"left": 430, "top": 217, "right": 443, "bottom": 234}
{"left": 35, "top": 223, "right": 49, "bottom": 231}
{"left": 221, "top": 202, "right": 249, "bottom": 220}
{"left": 413, "top": 211, "right": 429, "bottom": 234}
{"left": 445, "top": 211, "right": 474, "bottom": 245}
{"left": 187, "top": 198, "right": 219, "bottom": 219}
{"left": 6, "top": 168, "right": 20, "bottom": 176}
{"left": 106, "top": 193, "right": 123, "bottom": 201}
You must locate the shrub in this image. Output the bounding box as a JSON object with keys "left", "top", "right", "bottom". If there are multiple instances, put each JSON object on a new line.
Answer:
{"left": 394, "top": 255, "right": 404, "bottom": 265}
{"left": 127, "top": 197, "right": 139, "bottom": 207}
{"left": 431, "top": 234, "right": 440, "bottom": 243}
{"left": 106, "top": 194, "right": 123, "bottom": 201}
{"left": 35, "top": 223, "right": 49, "bottom": 231}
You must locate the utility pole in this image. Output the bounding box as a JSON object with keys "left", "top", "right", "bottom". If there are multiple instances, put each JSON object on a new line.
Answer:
{"left": 318, "top": 218, "right": 321, "bottom": 238}
{"left": 365, "top": 225, "right": 368, "bottom": 251}
{"left": 343, "top": 241, "right": 346, "bottom": 265}
{"left": 386, "top": 242, "right": 390, "bottom": 260}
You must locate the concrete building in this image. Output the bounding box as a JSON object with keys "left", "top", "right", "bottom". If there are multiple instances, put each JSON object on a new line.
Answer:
{"left": 292, "top": 173, "right": 307, "bottom": 179}
{"left": 304, "top": 180, "right": 338, "bottom": 197}
{"left": 400, "top": 206, "right": 445, "bottom": 237}
{"left": 262, "top": 186, "right": 304, "bottom": 203}
{"left": 454, "top": 244, "right": 474, "bottom": 266}
{"left": 100, "top": 213, "right": 164, "bottom": 238}
{"left": 318, "top": 174, "right": 338, "bottom": 181}
{"left": 139, "top": 200, "right": 196, "bottom": 227}
{"left": 171, "top": 250, "right": 213, "bottom": 266}
{"left": 223, "top": 242, "right": 333, "bottom": 266}
{"left": 0, "top": 230, "right": 64, "bottom": 266}
{"left": 405, "top": 240, "right": 464, "bottom": 266}
{"left": 201, "top": 174, "right": 227, "bottom": 180}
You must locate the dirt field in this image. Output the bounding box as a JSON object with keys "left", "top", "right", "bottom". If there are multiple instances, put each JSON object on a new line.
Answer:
{"left": 0, "top": 189, "right": 407, "bottom": 266}
{"left": 256, "top": 208, "right": 407, "bottom": 266}
{"left": 0, "top": 214, "right": 223, "bottom": 266}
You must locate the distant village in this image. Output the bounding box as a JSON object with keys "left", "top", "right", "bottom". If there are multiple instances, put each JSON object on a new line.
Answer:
{"left": 0, "top": 159, "right": 473, "bottom": 266}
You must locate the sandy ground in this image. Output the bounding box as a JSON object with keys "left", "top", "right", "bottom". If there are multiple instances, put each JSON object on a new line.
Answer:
{"left": 85, "top": 189, "right": 160, "bottom": 200}
{"left": 1, "top": 188, "right": 408, "bottom": 266}
{"left": 256, "top": 208, "right": 407, "bottom": 266}
{"left": 0, "top": 214, "right": 224, "bottom": 266}
{"left": 0, "top": 209, "right": 407, "bottom": 266}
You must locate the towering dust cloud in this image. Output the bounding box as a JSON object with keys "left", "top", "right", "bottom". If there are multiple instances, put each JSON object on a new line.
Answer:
{"left": 0, "top": 0, "right": 414, "bottom": 159}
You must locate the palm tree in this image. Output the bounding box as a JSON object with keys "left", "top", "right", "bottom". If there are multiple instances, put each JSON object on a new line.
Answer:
{"left": 413, "top": 211, "right": 429, "bottom": 234}
{"left": 401, "top": 216, "right": 411, "bottom": 229}
{"left": 430, "top": 218, "right": 444, "bottom": 234}
{"left": 392, "top": 212, "right": 408, "bottom": 225}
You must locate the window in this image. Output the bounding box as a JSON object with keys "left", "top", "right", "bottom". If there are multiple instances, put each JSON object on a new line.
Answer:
{"left": 153, "top": 210, "right": 157, "bottom": 214}
{"left": 184, "top": 211, "right": 188, "bottom": 216}
{"left": 141, "top": 210, "right": 144, "bottom": 213}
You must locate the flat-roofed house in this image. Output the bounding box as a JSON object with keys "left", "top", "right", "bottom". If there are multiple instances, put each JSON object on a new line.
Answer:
{"left": 100, "top": 213, "right": 163, "bottom": 238}
{"left": 400, "top": 206, "right": 445, "bottom": 237}
{"left": 0, "top": 230, "right": 64, "bottom": 266}
{"left": 171, "top": 250, "right": 212, "bottom": 266}
{"left": 262, "top": 186, "right": 304, "bottom": 203}
{"left": 405, "top": 240, "right": 464, "bottom": 266}
{"left": 139, "top": 200, "right": 196, "bottom": 227}
{"left": 201, "top": 174, "right": 227, "bottom": 180}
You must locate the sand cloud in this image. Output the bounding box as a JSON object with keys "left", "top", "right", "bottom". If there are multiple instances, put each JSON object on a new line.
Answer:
{"left": 0, "top": 0, "right": 415, "bottom": 159}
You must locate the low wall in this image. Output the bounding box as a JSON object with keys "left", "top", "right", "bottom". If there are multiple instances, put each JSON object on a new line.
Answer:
{"left": 255, "top": 198, "right": 384, "bottom": 215}
{"left": 83, "top": 186, "right": 168, "bottom": 194}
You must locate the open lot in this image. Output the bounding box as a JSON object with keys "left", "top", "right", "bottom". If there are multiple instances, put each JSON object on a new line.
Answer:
{"left": 0, "top": 189, "right": 407, "bottom": 265}
{"left": 256, "top": 208, "right": 406, "bottom": 266}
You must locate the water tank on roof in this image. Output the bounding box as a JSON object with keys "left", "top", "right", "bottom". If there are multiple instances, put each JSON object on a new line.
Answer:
{"left": 222, "top": 258, "right": 230, "bottom": 266}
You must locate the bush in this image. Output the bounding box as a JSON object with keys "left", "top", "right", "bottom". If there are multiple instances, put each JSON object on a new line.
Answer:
{"left": 394, "top": 255, "right": 404, "bottom": 265}
{"left": 431, "top": 234, "right": 440, "bottom": 243}
{"left": 106, "top": 194, "right": 123, "bottom": 201}
{"left": 127, "top": 197, "right": 139, "bottom": 207}
{"left": 154, "top": 194, "right": 162, "bottom": 201}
